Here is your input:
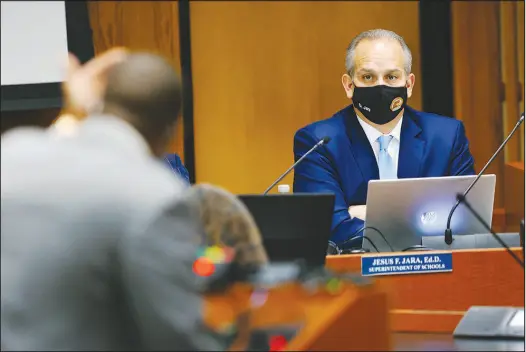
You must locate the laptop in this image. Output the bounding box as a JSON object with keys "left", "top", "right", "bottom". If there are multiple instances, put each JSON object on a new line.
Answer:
{"left": 363, "top": 174, "right": 496, "bottom": 252}
{"left": 239, "top": 193, "right": 335, "bottom": 267}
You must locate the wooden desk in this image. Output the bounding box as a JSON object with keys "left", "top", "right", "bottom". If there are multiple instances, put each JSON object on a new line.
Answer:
{"left": 204, "top": 280, "right": 391, "bottom": 351}
{"left": 505, "top": 161, "right": 525, "bottom": 231}
{"left": 326, "top": 248, "right": 525, "bottom": 333}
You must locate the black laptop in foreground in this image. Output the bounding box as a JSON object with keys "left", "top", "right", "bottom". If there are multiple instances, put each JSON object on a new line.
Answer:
{"left": 239, "top": 193, "right": 335, "bottom": 268}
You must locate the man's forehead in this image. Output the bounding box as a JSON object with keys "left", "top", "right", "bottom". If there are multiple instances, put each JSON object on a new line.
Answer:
{"left": 355, "top": 37, "right": 404, "bottom": 55}
{"left": 355, "top": 65, "right": 403, "bottom": 73}
{"left": 353, "top": 38, "right": 405, "bottom": 72}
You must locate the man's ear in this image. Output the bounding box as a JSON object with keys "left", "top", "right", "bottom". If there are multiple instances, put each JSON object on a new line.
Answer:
{"left": 342, "top": 74, "right": 354, "bottom": 99}
{"left": 406, "top": 73, "right": 416, "bottom": 98}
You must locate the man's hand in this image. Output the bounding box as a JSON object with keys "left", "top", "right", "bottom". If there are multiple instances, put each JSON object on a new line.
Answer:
{"left": 62, "top": 48, "right": 128, "bottom": 118}
{"left": 348, "top": 205, "right": 366, "bottom": 220}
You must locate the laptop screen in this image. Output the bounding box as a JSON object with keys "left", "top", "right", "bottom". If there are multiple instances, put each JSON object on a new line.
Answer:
{"left": 239, "top": 194, "right": 334, "bottom": 267}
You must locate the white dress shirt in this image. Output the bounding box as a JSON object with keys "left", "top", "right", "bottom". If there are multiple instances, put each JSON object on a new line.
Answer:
{"left": 356, "top": 116, "right": 403, "bottom": 177}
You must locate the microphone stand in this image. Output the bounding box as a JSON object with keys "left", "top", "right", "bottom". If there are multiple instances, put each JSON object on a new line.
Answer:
{"left": 263, "top": 137, "right": 330, "bottom": 195}
{"left": 263, "top": 160, "right": 302, "bottom": 195}
{"left": 456, "top": 193, "right": 525, "bottom": 269}
{"left": 445, "top": 113, "right": 525, "bottom": 245}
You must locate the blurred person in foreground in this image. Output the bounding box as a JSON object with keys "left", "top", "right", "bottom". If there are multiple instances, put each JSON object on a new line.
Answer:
{"left": 53, "top": 114, "right": 190, "bottom": 183}
{"left": 1, "top": 49, "right": 223, "bottom": 350}
{"left": 293, "top": 29, "right": 475, "bottom": 247}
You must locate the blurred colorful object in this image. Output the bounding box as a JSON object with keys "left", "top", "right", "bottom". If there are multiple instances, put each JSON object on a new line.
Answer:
{"left": 250, "top": 289, "right": 269, "bottom": 308}
{"left": 269, "top": 335, "right": 287, "bottom": 351}
{"left": 193, "top": 245, "right": 235, "bottom": 277}
{"left": 325, "top": 277, "right": 343, "bottom": 295}
{"left": 193, "top": 257, "right": 215, "bottom": 277}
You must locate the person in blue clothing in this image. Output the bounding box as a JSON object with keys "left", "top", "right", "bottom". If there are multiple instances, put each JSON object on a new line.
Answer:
{"left": 163, "top": 153, "right": 190, "bottom": 184}
{"left": 293, "top": 29, "right": 475, "bottom": 247}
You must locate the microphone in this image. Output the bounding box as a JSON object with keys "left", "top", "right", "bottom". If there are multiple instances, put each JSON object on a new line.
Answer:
{"left": 263, "top": 136, "right": 331, "bottom": 195}
{"left": 444, "top": 113, "right": 525, "bottom": 245}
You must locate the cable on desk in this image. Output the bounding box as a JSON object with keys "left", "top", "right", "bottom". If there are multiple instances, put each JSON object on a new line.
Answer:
{"left": 401, "top": 245, "right": 432, "bottom": 252}
{"left": 362, "top": 236, "right": 380, "bottom": 253}
{"left": 327, "top": 240, "right": 340, "bottom": 255}
{"left": 337, "top": 226, "right": 394, "bottom": 252}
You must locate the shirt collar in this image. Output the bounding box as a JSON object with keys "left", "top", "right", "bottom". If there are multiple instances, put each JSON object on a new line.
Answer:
{"left": 356, "top": 114, "right": 404, "bottom": 145}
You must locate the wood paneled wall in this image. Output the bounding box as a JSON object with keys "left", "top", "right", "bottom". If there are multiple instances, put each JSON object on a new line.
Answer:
{"left": 190, "top": 1, "right": 422, "bottom": 194}
{"left": 499, "top": 0, "right": 524, "bottom": 163}
{"left": 518, "top": 1, "right": 525, "bottom": 162}
{"left": 452, "top": 1, "right": 525, "bottom": 210}
{"left": 451, "top": 1, "right": 502, "bottom": 207}
{"left": 88, "top": 1, "right": 185, "bottom": 159}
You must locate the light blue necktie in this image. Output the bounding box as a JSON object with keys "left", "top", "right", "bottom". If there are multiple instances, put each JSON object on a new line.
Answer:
{"left": 377, "top": 135, "right": 396, "bottom": 179}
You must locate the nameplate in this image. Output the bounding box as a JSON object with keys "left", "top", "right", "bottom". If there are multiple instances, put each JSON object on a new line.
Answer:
{"left": 361, "top": 252, "right": 453, "bottom": 277}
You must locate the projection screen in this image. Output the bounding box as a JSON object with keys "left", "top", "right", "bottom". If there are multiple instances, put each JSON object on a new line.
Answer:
{"left": 1, "top": 1, "right": 94, "bottom": 111}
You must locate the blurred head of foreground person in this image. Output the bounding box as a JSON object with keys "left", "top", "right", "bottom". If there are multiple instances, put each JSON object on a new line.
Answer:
{"left": 186, "top": 184, "right": 272, "bottom": 351}
{"left": 1, "top": 50, "right": 225, "bottom": 351}
{"left": 101, "top": 53, "right": 182, "bottom": 156}
{"left": 54, "top": 50, "right": 190, "bottom": 180}
{"left": 58, "top": 49, "right": 183, "bottom": 156}
{"left": 188, "top": 183, "right": 268, "bottom": 271}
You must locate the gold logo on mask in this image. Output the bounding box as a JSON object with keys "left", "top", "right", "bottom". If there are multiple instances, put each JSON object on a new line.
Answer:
{"left": 390, "top": 97, "right": 404, "bottom": 112}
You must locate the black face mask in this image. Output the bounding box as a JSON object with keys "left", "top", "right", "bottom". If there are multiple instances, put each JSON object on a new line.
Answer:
{"left": 352, "top": 85, "right": 408, "bottom": 125}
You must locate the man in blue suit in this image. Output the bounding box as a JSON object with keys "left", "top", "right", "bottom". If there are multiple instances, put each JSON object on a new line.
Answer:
{"left": 293, "top": 29, "right": 475, "bottom": 247}
{"left": 164, "top": 153, "right": 190, "bottom": 184}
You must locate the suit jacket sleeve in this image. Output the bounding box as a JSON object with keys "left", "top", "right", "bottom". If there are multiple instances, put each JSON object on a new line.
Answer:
{"left": 117, "top": 196, "right": 224, "bottom": 351}
{"left": 165, "top": 154, "right": 191, "bottom": 184}
{"left": 449, "top": 121, "right": 475, "bottom": 176}
{"left": 293, "top": 128, "right": 365, "bottom": 244}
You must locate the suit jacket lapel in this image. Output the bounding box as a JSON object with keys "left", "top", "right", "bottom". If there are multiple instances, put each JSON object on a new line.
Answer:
{"left": 344, "top": 108, "right": 379, "bottom": 182}
{"left": 398, "top": 109, "right": 425, "bottom": 179}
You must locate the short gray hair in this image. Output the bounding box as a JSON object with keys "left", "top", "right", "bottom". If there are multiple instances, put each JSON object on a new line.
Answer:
{"left": 345, "top": 29, "right": 412, "bottom": 76}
